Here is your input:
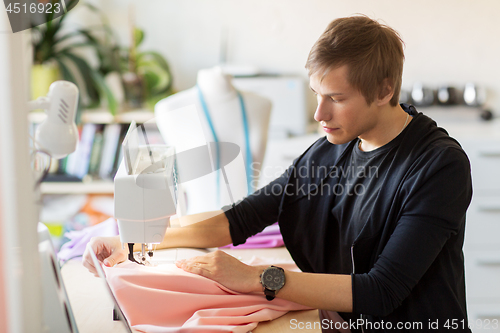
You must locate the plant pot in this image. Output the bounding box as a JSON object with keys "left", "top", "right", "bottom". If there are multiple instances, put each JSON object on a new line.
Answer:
{"left": 104, "top": 72, "right": 125, "bottom": 105}
{"left": 32, "top": 63, "right": 60, "bottom": 100}
{"left": 122, "top": 72, "right": 146, "bottom": 110}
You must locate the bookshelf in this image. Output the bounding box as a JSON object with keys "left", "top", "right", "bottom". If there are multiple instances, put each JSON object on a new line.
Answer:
{"left": 30, "top": 109, "right": 155, "bottom": 194}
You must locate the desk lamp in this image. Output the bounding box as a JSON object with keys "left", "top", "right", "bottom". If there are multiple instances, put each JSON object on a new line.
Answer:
{"left": 29, "top": 80, "right": 80, "bottom": 333}
{"left": 28, "top": 80, "right": 79, "bottom": 159}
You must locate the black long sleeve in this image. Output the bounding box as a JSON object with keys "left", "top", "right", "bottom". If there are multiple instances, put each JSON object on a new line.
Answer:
{"left": 221, "top": 106, "right": 473, "bottom": 331}
{"left": 224, "top": 165, "right": 292, "bottom": 246}
{"left": 353, "top": 147, "right": 472, "bottom": 318}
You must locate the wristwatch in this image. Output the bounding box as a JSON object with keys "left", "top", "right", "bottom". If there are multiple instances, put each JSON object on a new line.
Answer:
{"left": 260, "top": 266, "right": 286, "bottom": 301}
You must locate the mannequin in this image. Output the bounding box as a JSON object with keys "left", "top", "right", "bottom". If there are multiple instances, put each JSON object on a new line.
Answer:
{"left": 155, "top": 66, "right": 272, "bottom": 216}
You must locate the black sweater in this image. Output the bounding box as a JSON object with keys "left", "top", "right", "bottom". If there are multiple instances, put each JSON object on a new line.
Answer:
{"left": 224, "top": 105, "right": 473, "bottom": 332}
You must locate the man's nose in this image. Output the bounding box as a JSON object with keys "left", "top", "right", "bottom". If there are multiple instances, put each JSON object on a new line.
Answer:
{"left": 314, "top": 98, "right": 331, "bottom": 123}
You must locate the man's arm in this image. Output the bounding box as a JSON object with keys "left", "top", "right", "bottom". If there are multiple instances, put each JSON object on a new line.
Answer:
{"left": 156, "top": 153, "right": 300, "bottom": 251}
{"left": 155, "top": 210, "right": 232, "bottom": 249}
{"left": 176, "top": 249, "right": 353, "bottom": 312}
{"left": 268, "top": 270, "right": 353, "bottom": 312}
{"left": 84, "top": 210, "right": 232, "bottom": 275}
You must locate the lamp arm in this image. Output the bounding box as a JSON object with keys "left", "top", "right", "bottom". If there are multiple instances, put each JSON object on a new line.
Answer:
{"left": 28, "top": 96, "right": 51, "bottom": 111}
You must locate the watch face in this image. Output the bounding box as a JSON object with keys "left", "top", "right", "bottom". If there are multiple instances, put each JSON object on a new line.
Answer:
{"left": 261, "top": 267, "right": 285, "bottom": 291}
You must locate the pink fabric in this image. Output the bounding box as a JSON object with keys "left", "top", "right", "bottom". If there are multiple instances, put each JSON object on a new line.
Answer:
{"left": 103, "top": 260, "right": 311, "bottom": 333}
{"left": 220, "top": 224, "right": 284, "bottom": 249}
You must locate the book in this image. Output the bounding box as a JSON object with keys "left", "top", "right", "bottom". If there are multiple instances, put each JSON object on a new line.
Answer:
{"left": 76, "top": 123, "right": 98, "bottom": 179}
{"left": 98, "top": 123, "right": 122, "bottom": 180}
{"left": 63, "top": 125, "right": 82, "bottom": 177}
{"left": 110, "top": 124, "right": 129, "bottom": 179}
{"left": 66, "top": 124, "right": 98, "bottom": 179}
{"left": 88, "top": 125, "right": 105, "bottom": 177}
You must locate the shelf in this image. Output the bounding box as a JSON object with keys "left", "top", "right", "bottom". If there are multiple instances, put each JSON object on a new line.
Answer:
{"left": 40, "top": 180, "right": 114, "bottom": 194}
{"left": 114, "top": 110, "right": 155, "bottom": 123}
{"left": 79, "top": 109, "right": 114, "bottom": 124}
{"left": 82, "top": 108, "right": 155, "bottom": 124}
{"left": 29, "top": 109, "right": 155, "bottom": 124}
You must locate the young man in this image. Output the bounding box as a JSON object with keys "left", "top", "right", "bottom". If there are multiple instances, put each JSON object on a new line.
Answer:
{"left": 84, "top": 16, "right": 472, "bottom": 332}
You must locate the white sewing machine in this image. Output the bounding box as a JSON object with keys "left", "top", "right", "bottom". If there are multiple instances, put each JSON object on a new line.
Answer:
{"left": 114, "top": 121, "right": 177, "bottom": 264}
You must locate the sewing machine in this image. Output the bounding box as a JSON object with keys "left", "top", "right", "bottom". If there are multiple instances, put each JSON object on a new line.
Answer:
{"left": 114, "top": 121, "right": 178, "bottom": 264}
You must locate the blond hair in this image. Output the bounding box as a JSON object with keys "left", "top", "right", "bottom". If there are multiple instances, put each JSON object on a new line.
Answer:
{"left": 306, "top": 15, "right": 405, "bottom": 106}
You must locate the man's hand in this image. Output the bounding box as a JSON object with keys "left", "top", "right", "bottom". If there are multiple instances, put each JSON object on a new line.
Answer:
{"left": 175, "top": 250, "right": 265, "bottom": 294}
{"left": 83, "top": 236, "right": 128, "bottom": 276}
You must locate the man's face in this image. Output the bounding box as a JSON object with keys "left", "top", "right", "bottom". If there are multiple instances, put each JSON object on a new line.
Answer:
{"left": 310, "top": 65, "right": 378, "bottom": 145}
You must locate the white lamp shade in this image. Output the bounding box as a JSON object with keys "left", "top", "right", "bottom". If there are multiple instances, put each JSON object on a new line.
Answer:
{"left": 35, "top": 121, "right": 78, "bottom": 159}
{"left": 34, "top": 81, "right": 79, "bottom": 159}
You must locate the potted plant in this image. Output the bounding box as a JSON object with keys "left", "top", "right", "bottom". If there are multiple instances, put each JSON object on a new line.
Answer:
{"left": 31, "top": 0, "right": 174, "bottom": 116}
{"left": 120, "top": 26, "right": 174, "bottom": 111}
{"left": 31, "top": 0, "right": 118, "bottom": 116}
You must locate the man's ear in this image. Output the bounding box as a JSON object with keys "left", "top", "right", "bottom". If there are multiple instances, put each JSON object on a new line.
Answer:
{"left": 376, "top": 78, "right": 394, "bottom": 106}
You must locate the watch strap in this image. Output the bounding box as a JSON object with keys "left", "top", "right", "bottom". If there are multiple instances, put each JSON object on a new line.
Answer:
{"left": 264, "top": 288, "right": 276, "bottom": 301}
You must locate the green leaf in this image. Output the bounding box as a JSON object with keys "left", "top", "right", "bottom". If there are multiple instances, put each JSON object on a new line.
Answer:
{"left": 141, "top": 65, "right": 170, "bottom": 95}
{"left": 59, "top": 51, "right": 100, "bottom": 106}
{"left": 54, "top": 57, "right": 84, "bottom": 123}
{"left": 139, "top": 51, "right": 171, "bottom": 70}
{"left": 83, "top": 2, "right": 99, "bottom": 12}
{"left": 52, "top": 30, "right": 82, "bottom": 46}
{"left": 54, "top": 57, "right": 76, "bottom": 83}
{"left": 76, "top": 28, "right": 101, "bottom": 45}
{"left": 142, "top": 71, "right": 160, "bottom": 96}
{"left": 56, "top": 41, "right": 100, "bottom": 54}
{"left": 136, "top": 51, "right": 173, "bottom": 95}
{"left": 90, "top": 71, "right": 118, "bottom": 115}
{"left": 134, "top": 28, "right": 144, "bottom": 48}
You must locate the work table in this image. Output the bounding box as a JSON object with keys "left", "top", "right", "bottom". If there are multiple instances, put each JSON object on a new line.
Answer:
{"left": 61, "top": 247, "right": 321, "bottom": 333}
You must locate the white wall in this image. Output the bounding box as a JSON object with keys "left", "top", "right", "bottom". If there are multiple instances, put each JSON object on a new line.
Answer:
{"left": 76, "top": 0, "right": 500, "bottom": 117}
